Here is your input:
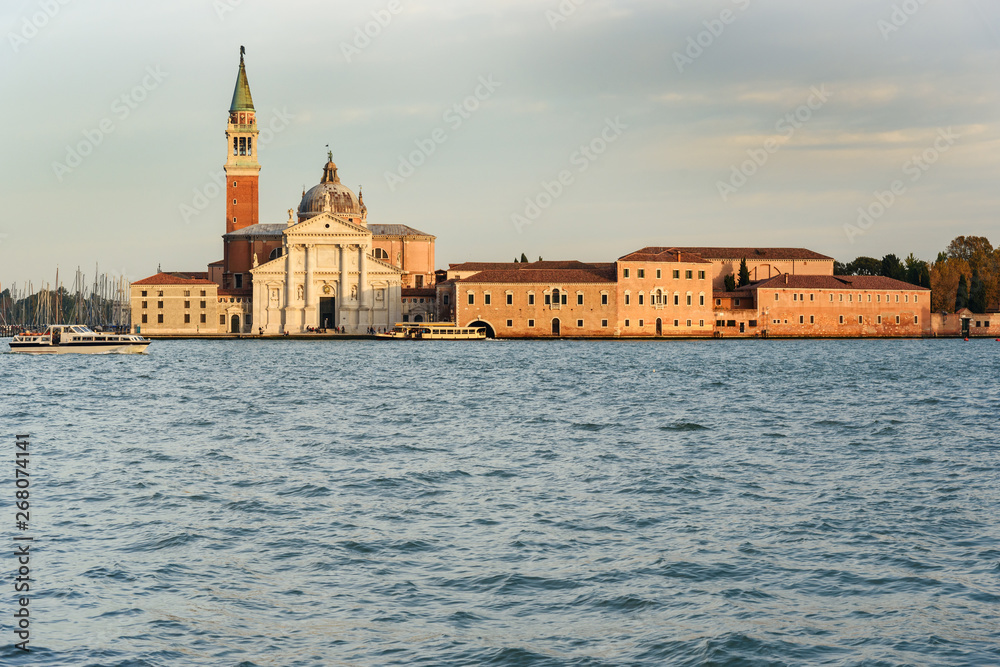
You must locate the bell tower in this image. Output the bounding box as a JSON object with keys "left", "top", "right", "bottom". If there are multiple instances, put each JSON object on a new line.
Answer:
{"left": 223, "top": 46, "right": 260, "bottom": 289}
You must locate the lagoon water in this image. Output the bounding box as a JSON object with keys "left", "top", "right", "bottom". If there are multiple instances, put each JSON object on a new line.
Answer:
{"left": 1, "top": 338, "right": 999, "bottom": 666}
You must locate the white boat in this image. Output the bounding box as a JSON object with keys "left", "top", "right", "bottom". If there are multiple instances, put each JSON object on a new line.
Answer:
{"left": 375, "top": 322, "right": 487, "bottom": 340}
{"left": 8, "top": 325, "right": 151, "bottom": 354}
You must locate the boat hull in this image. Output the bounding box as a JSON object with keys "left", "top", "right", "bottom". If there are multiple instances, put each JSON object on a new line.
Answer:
{"left": 9, "top": 342, "right": 150, "bottom": 354}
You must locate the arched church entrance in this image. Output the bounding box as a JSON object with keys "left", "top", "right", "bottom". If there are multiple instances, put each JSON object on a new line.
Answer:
{"left": 230, "top": 315, "right": 240, "bottom": 333}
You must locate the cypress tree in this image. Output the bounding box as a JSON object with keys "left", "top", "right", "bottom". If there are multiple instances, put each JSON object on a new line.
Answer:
{"left": 955, "top": 274, "right": 970, "bottom": 311}
{"left": 724, "top": 274, "right": 736, "bottom": 292}
{"left": 969, "top": 270, "right": 986, "bottom": 313}
{"left": 738, "top": 258, "right": 750, "bottom": 287}
{"left": 521, "top": 253, "right": 529, "bottom": 263}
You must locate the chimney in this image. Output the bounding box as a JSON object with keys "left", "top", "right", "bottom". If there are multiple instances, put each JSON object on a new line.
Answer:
{"left": 784, "top": 273, "right": 788, "bottom": 284}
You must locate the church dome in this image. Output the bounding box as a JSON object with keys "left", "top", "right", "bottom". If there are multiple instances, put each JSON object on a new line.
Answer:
{"left": 298, "top": 157, "right": 366, "bottom": 222}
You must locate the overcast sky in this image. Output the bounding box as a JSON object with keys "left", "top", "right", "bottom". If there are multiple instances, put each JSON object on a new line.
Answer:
{"left": 1, "top": 0, "right": 998, "bottom": 288}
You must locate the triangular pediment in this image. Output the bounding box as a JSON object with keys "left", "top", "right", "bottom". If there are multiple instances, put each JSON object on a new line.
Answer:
{"left": 286, "top": 212, "right": 371, "bottom": 240}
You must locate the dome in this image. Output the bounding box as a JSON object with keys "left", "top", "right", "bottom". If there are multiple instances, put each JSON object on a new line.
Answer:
{"left": 297, "top": 158, "right": 366, "bottom": 223}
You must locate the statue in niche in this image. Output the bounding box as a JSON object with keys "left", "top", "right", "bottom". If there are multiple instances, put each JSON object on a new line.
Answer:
{"left": 297, "top": 285, "right": 304, "bottom": 300}
{"left": 351, "top": 285, "right": 358, "bottom": 301}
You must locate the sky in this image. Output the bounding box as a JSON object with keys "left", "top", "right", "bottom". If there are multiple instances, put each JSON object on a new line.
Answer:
{"left": 1, "top": 0, "right": 998, "bottom": 289}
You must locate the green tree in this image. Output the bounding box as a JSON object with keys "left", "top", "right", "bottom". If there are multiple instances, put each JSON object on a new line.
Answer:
{"left": 834, "top": 261, "right": 850, "bottom": 275}
{"left": 969, "top": 270, "right": 987, "bottom": 313}
{"left": 880, "top": 254, "right": 906, "bottom": 281}
{"left": 514, "top": 257, "right": 519, "bottom": 263}
{"left": 946, "top": 236, "right": 993, "bottom": 269}
{"left": 723, "top": 274, "right": 736, "bottom": 292}
{"left": 904, "top": 253, "right": 930, "bottom": 286}
{"left": 847, "top": 256, "right": 881, "bottom": 276}
{"left": 738, "top": 258, "right": 750, "bottom": 287}
{"left": 520, "top": 253, "right": 529, "bottom": 263}
{"left": 956, "top": 274, "right": 970, "bottom": 310}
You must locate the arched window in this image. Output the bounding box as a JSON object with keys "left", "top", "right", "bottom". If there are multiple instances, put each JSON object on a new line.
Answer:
{"left": 374, "top": 248, "right": 389, "bottom": 260}
{"left": 269, "top": 247, "right": 283, "bottom": 261}
{"left": 239, "top": 137, "right": 247, "bottom": 156}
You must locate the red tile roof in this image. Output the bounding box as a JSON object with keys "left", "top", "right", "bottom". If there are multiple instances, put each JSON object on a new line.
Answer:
{"left": 459, "top": 265, "right": 616, "bottom": 284}
{"left": 752, "top": 274, "right": 929, "bottom": 291}
{"left": 618, "top": 248, "right": 711, "bottom": 264}
{"left": 132, "top": 272, "right": 217, "bottom": 286}
{"left": 402, "top": 288, "right": 437, "bottom": 297}
{"left": 638, "top": 247, "right": 834, "bottom": 261}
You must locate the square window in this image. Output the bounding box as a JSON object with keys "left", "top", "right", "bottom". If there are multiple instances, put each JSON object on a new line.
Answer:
{"left": 561, "top": 294, "right": 567, "bottom": 305}
{"left": 200, "top": 300, "right": 206, "bottom": 309}
{"left": 141, "top": 314, "right": 147, "bottom": 324}
{"left": 799, "top": 315, "right": 804, "bottom": 324}
{"left": 184, "top": 314, "right": 191, "bottom": 324}
{"left": 638, "top": 269, "right": 645, "bottom": 279}
{"left": 672, "top": 270, "right": 680, "bottom": 279}
{"left": 528, "top": 293, "right": 535, "bottom": 305}
{"left": 685, "top": 270, "right": 692, "bottom": 279}
{"left": 577, "top": 294, "right": 583, "bottom": 305}
{"left": 184, "top": 290, "right": 191, "bottom": 297}
{"left": 506, "top": 294, "right": 513, "bottom": 305}
{"left": 638, "top": 294, "right": 644, "bottom": 305}
{"left": 638, "top": 319, "right": 644, "bottom": 327}
{"left": 656, "top": 269, "right": 662, "bottom": 279}
{"left": 184, "top": 300, "right": 190, "bottom": 309}
{"left": 506, "top": 319, "right": 513, "bottom": 327}
{"left": 141, "top": 301, "right": 147, "bottom": 309}
{"left": 673, "top": 319, "right": 679, "bottom": 327}
{"left": 200, "top": 314, "right": 206, "bottom": 324}
{"left": 577, "top": 319, "right": 584, "bottom": 327}
{"left": 468, "top": 294, "right": 475, "bottom": 305}
{"left": 625, "top": 319, "right": 630, "bottom": 327}
{"left": 484, "top": 294, "right": 491, "bottom": 305}
{"left": 157, "top": 301, "right": 164, "bottom": 309}
{"left": 157, "top": 314, "right": 164, "bottom": 324}
{"left": 686, "top": 319, "right": 692, "bottom": 327}
{"left": 220, "top": 315, "right": 225, "bottom": 325}
{"left": 686, "top": 295, "right": 692, "bottom": 306}
{"left": 141, "top": 290, "right": 147, "bottom": 297}
{"left": 528, "top": 319, "right": 535, "bottom": 327}
{"left": 698, "top": 271, "right": 705, "bottom": 280}
{"left": 201, "top": 290, "right": 207, "bottom": 297}
{"left": 602, "top": 319, "right": 608, "bottom": 327}
{"left": 623, "top": 268, "right": 630, "bottom": 278}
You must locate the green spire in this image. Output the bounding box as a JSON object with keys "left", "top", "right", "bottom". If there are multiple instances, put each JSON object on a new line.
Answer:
{"left": 229, "top": 46, "right": 255, "bottom": 112}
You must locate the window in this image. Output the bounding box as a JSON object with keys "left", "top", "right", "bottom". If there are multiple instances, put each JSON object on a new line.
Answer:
{"left": 877, "top": 295, "right": 881, "bottom": 302}
{"left": 561, "top": 294, "right": 567, "bottom": 305}
{"left": 686, "top": 295, "right": 692, "bottom": 306}
{"left": 775, "top": 293, "right": 779, "bottom": 301}
{"left": 468, "top": 293, "right": 475, "bottom": 305}
{"left": 716, "top": 299, "right": 722, "bottom": 306}
{"left": 484, "top": 293, "right": 491, "bottom": 305}
{"left": 577, "top": 319, "right": 584, "bottom": 327}
{"left": 601, "top": 293, "right": 608, "bottom": 305}
{"left": 528, "top": 319, "right": 535, "bottom": 327}
{"left": 895, "top": 315, "right": 900, "bottom": 324}
{"left": 799, "top": 316, "right": 804, "bottom": 324}
{"left": 200, "top": 314, "right": 206, "bottom": 324}
{"left": 233, "top": 181, "right": 237, "bottom": 188}
{"left": 141, "top": 314, "right": 147, "bottom": 324}
{"left": 686, "top": 319, "right": 692, "bottom": 327}
{"left": 184, "top": 301, "right": 190, "bottom": 309}
{"left": 157, "top": 314, "right": 164, "bottom": 324}
{"left": 141, "top": 290, "right": 147, "bottom": 297}
{"left": 233, "top": 199, "right": 237, "bottom": 206}
{"left": 625, "top": 320, "right": 630, "bottom": 327}
{"left": 698, "top": 271, "right": 705, "bottom": 280}
{"left": 157, "top": 301, "right": 164, "bottom": 309}
{"left": 141, "top": 301, "right": 147, "bottom": 309}
{"left": 673, "top": 319, "right": 679, "bottom": 327}
{"left": 674, "top": 294, "right": 679, "bottom": 306}
{"left": 656, "top": 269, "right": 662, "bottom": 279}
{"left": 201, "top": 290, "right": 207, "bottom": 297}
{"left": 915, "top": 295, "right": 919, "bottom": 303}
{"left": 184, "top": 314, "right": 191, "bottom": 324}
{"left": 233, "top": 217, "right": 237, "bottom": 224}
{"left": 602, "top": 319, "right": 608, "bottom": 327}
{"left": 183, "top": 290, "right": 191, "bottom": 297}
{"left": 810, "top": 294, "right": 814, "bottom": 301}
{"left": 545, "top": 294, "right": 551, "bottom": 305}
{"left": 507, "top": 293, "right": 513, "bottom": 305}
{"left": 699, "top": 295, "right": 705, "bottom": 306}
{"left": 638, "top": 294, "right": 644, "bottom": 305}
{"left": 157, "top": 291, "right": 163, "bottom": 297}
{"left": 839, "top": 294, "right": 844, "bottom": 302}
{"left": 735, "top": 299, "right": 741, "bottom": 306}
{"left": 374, "top": 248, "right": 389, "bottom": 260}
{"left": 200, "top": 301, "right": 206, "bottom": 309}
{"left": 685, "top": 270, "right": 692, "bottom": 279}
{"left": 748, "top": 320, "right": 757, "bottom": 327}
{"left": 793, "top": 294, "right": 798, "bottom": 301}
{"left": 637, "top": 269, "right": 645, "bottom": 279}
{"left": 577, "top": 294, "right": 584, "bottom": 305}
{"left": 809, "top": 315, "right": 814, "bottom": 324}
{"left": 444, "top": 295, "right": 450, "bottom": 305}
{"left": 699, "top": 320, "right": 704, "bottom": 327}
{"left": 638, "top": 320, "right": 644, "bottom": 327}
{"left": 506, "top": 320, "right": 513, "bottom": 327}
{"left": 858, "top": 316, "right": 863, "bottom": 324}
{"left": 905, "top": 295, "right": 909, "bottom": 303}
{"left": 623, "top": 268, "right": 630, "bottom": 278}
{"left": 914, "top": 316, "right": 919, "bottom": 324}
{"left": 839, "top": 315, "right": 844, "bottom": 324}
{"left": 867, "top": 294, "right": 871, "bottom": 302}
{"left": 625, "top": 293, "right": 630, "bottom": 306}
{"left": 848, "top": 294, "right": 853, "bottom": 302}
{"left": 830, "top": 294, "right": 834, "bottom": 302}
{"left": 895, "top": 295, "right": 899, "bottom": 303}
{"left": 878, "top": 315, "right": 882, "bottom": 324}
{"left": 672, "top": 270, "right": 680, "bottom": 279}
{"left": 235, "top": 274, "right": 243, "bottom": 289}
{"left": 220, "top": 315, "right": 226, "bottom": 325}
{"left": 528, "top": 293, "right": 535, "bottom": 305}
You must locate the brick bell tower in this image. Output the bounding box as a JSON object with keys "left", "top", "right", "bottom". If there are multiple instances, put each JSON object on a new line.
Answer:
{"left": 222, "top": 46, "right": 260, "bottom": 291}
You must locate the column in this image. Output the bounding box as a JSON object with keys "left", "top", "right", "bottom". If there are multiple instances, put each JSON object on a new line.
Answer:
{"left": 359, "top": 244, "right": 370, "bottom": 330}
{"left": 304, "top": 244, "right": 316, "bottom": 328}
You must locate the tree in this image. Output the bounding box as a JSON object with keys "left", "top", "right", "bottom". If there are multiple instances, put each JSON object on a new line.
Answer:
{"left": 946, "top": 236, "right": 993, "bottom": 268}
{"left": 930, "top": 256, "right": 971, "bottom": 312}
{"left": 738, "top": 258, "right": 750, "bottom": 287}
{"left": 723, "top": 274, "right": 736, "bottom": 292}
{"left": 880, "top": 254, "right": 906, "bottom": 281}
{"left": 834, "top": 261, "right": 850, "bottom": 275}
{"left": 514, "top": 257, "right": 519, "bottom": 263}
{"left": 904, "top": 253, "right": 930, "bottom": 286}
{"left": 846, "top": 256, "right": 881, "bottom": 276}
{"left": 956, "top": 274, "right": 969, "bottom": 311}
{"left": 520, "top": 253, "right": 529, "bottom": 263}
{"left": 969, "top": 270, "right": 987, "bottom": 313}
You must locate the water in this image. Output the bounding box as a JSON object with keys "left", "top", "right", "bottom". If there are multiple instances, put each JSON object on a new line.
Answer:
{"left": 1, "top": 339, "right": 998, "bottom": 666}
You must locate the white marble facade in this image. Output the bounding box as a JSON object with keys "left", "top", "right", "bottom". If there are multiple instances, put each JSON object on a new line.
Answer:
{"left": 251, "top": 212, "right": 402, "bottom": 333}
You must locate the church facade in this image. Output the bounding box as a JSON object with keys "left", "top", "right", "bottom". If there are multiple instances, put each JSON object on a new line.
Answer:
{"left": 130, "top": 49, "right": 434, "bottom": 335}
